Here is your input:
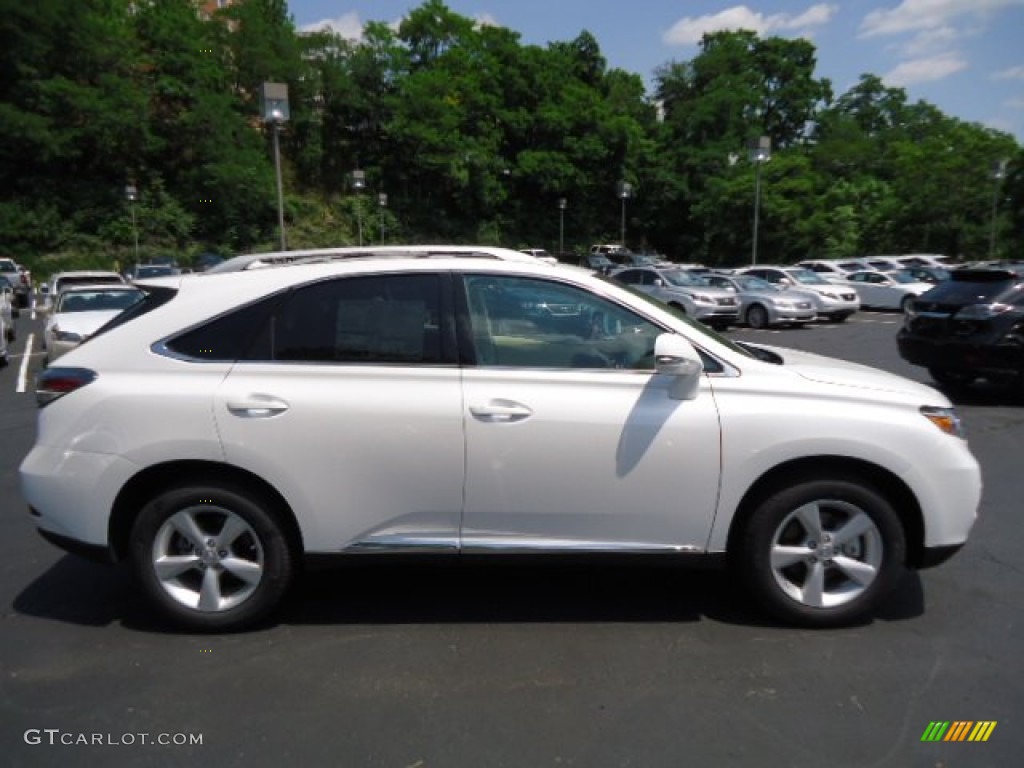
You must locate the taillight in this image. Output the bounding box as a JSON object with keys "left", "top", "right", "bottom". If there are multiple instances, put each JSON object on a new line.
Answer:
{"left": 35, "top": 367, "right": 97, "bottom": 407}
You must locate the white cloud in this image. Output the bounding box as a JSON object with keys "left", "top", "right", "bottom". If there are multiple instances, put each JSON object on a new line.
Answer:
{"left": 992, "top": 66, "right": 1024, "bottom": 80}
{"left": 883, "top": 53, "right": 968, "bottom": 86}
{"left": 662, "top": 3, "right": 838, "bottom": 46}
{"left": 301, "top": 11, "right": 363, "bottom": 40}
{"left": 899, "top": 25, "right": 959, "bottom": 56}
{"left": 860, "top": 0, "right": 1022, "bottom": 38}
{"left": 474, "top": 13, "right": 501, "bottom": 28}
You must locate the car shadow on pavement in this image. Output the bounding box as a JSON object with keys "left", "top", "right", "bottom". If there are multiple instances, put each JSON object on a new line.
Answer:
{"left": 937, "top": 380, "right": 1024, "bottom": 407}
{"left": 12, "top": 555, "right": 926, "bottom": 632}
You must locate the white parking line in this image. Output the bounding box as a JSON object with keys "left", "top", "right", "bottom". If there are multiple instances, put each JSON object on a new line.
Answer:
{"left": 17, "top": 333, "right": 34, "bottom": 393}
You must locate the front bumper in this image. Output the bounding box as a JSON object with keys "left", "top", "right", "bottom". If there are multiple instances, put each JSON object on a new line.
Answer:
{"left": 897, "top": 333, "right": 1024, "bottom": 378}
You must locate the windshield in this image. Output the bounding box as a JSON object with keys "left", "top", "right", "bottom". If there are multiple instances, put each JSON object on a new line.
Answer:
{"left": 788, "top": 269, "right": 829, "bottom": 285}
{"left": 56, "top": 289, "right": 143, "bottom": 313}
{"left": 733, "top": 275, "right": 775, "bottom": 291}
{"left": 888, "top": 270, "right": 920, "bottom": 284}
{"left": 661, "top": 270, "right": 708, "bottom": 287}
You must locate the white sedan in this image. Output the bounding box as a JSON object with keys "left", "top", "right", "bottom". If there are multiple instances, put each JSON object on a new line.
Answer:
{"left": 43, "top": 284, "right": 144, "bottom": 364}
{"left": 843, "top": 270, "right": 934, "bottom": 311}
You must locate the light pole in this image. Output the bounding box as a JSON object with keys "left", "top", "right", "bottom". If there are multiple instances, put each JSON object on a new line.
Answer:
{"left": 749, "top": 136, "right": 771, "bottom": 265}
{"left": 378, "top": 192, "right": 388, "bottom": 243}
{"left": 617, "top": 180, "right": 633, "bottom": 247}
{"left": 558, "top": 197, "right": 567, "bottom": 254}
{"left": 124, "top": 184, "right": 140, "bottom": 263}
{"left": 352, "top": 169, "right": 366, "bottom": 246}
{"left": 261, "top": 82, "right": 290, "bottom": 251}
{"left": 990, "top": 159, "right": 1008, "bottom": 260}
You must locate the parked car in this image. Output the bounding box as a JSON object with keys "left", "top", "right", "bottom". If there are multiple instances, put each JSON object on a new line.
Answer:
{"left": 703, "top": 273, "right": 818, "bottom": 328}
{"left": 131, "top": 263, "right": 181, "bottom": 281}
{"left": 42, "top": 284, "right": 144, "bottom": 364}
{"left": 21, "top": 245, "right": 981, "bottom": 631}
{"left": 897, "top": 265, "right": 1024, "bottom": 391}
{"left": 736, "top": 266, "right": 860, "bottom": 322}
{"left": 0, "top": 257, "right": 31, "bottom": 309}
{"left": 842, "top": 270, "right": 934, "bottom": 311}
{"left": 900, "top": 265, "right": 950, "bottom": 285}
{"left": 0, "top": 276, "right": 14, "bottom": 349}
{"left": 578, "top": 253, "right": 616, "bottom": 273}
{"left": 1, "top": 275, "right": 18, "bottom": 338}
{"left": 797, "top": 259, "right": 875, "bottom": 284}
{"left": 43, "top": 270, "right": 127, "bottom": 308}
{"left": 894, "top": 254, "right": 955, "bottom": 269}
{"left": 611, "top": 265, "right": 740, "bottom": 329}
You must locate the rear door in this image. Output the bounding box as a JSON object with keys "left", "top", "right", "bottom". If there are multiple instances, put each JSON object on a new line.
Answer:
{"left": 210, "top": 272, "right": 466, "bottom": 553}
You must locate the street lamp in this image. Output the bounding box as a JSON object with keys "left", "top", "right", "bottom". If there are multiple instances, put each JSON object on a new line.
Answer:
{"left": 990, "top": 159, "right": 1008, "bottom": 260}
{"left": 617, "top": 180, "right": 633, "bottom": 247}
{"left": 749, "top": 136, "right": 771, "bottom": 265}
{"left": 124, "top": 184, "right": 140, "bottom": 262}
{"left": 558, "top": 197, "right": 567, "bottom": 254}
{"left": 260, "top": 82, "right": 290, "bottom": 251}
{"left": 378, "top": 192, "right": 388, "bottom": 243}
{"left": 351, "top": 169, "right": 366, "bottom": 246}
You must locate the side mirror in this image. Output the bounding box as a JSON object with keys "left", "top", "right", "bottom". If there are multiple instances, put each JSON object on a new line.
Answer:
{"left": 654, "top": 333, "right": 703, "bottom": 400}
{"left": 778, "top": 277, "right": 792, "bottom": 286}
{"left": 653, "top": 278, "right": 665, "bottom": 287}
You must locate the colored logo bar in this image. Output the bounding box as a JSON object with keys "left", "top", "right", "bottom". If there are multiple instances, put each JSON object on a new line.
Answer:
{"left": 921, "top": 721, "right": 997, "bottom": 742}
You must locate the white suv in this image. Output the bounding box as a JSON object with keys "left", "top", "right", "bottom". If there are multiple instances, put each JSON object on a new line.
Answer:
{"left": 20, "top": 246, "right": 980, "bottom": 631}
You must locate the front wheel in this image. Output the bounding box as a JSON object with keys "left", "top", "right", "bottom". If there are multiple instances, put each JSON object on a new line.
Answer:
{"left": 129, "top": 483, "right": 294, "bottom": 631}
{"left": 746, "top": 304, "right": 770, "bottom": 329}
{"left": 735, "top": 478, "right": 905, "bottom": 627}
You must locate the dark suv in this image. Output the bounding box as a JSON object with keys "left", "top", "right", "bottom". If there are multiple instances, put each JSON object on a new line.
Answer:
{"left": 897, "top": 265, "right": 1024, "bottom": 390}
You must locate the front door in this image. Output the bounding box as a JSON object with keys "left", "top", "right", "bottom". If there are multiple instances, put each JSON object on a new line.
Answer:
{"left": 458, "top": 273, "right": 722, "bottom": 553}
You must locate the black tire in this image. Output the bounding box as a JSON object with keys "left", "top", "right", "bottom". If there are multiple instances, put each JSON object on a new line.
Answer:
{"left": 735, "top": 478, "right": 905, "bottom": 627}
{"left": 129, "top": 483, "right": 294, "bottom": 632}
{"left": 668, "top": 302, "right": 687, "bottom": 315}
{"left": 928, "top": 367, "right": 975, "bottom": 391}
{"left": 746, "top": 304, "right": 770, "bottom": 329}
{"left": 827, "top": 313, "right": 848, "bottom": 323}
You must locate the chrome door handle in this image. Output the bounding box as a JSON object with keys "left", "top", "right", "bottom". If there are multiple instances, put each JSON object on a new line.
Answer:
{"left": 226, "top": 396, "right": 290, "bottom": 418}
{"left": 469, "top": 401, "right": 533, "bottom": 423}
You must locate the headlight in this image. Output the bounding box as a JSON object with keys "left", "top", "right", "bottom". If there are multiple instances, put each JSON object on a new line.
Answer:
{"left": 921, "top": 406, "right": 966, "bottom": 439}
{"left": 819, "top": 291, "right": 840, "bottom": 300}
{"left": 771, "top": 300, "right": 795, "bottom": 309}
{"left": 692, "top": 294, "right": 714, "bottom": 304}
{"left": 955, "top": 303, "right": 1012, "bottom": 320}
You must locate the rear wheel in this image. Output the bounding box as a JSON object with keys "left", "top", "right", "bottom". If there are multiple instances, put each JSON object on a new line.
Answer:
{"left": 746, "top": 304, "right": 770, "bottom": 329}
{"left": 129, "top": 483, "right": 294, "bottom": 631}
{"left": 736, "top": 478, "right": 905, "bottom": 627}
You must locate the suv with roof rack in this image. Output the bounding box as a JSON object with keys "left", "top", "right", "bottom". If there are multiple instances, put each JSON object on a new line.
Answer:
{"left": 898, "top": 265, "right": 1024, "bottom": 391}
{"left": 21, "top": 245, "right": 980, "bottom": 631}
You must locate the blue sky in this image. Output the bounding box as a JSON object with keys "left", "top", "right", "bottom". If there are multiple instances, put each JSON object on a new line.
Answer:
{"left": 287, "top": 1, "right": 1024, "bottom": 142}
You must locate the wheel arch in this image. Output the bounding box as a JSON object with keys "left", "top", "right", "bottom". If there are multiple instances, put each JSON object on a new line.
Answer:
{"left": 108, "top": 460, "right": 303, "bottom": 563}
{"left": 725, "top": 455, "right": 925, "bottom": 568}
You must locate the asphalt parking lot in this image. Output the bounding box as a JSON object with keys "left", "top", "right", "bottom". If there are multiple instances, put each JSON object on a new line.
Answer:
{"left": 1, "top": 309, "right": 1021, "bottom": 767}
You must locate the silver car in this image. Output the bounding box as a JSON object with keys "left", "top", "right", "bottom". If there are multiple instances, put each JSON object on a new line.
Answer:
{"left": 43, "top": 284, "right": 144, "bottom": 364}
{"left": 737, "top": 266, "right": 860, "bottom": 322}
{"left": 611, "top": 266, "right": 740, "bottom": 329}
{"left": 704, "top": 273, "right": 817, "bottom": 328}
